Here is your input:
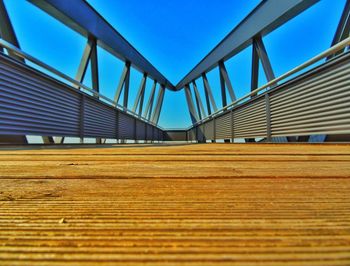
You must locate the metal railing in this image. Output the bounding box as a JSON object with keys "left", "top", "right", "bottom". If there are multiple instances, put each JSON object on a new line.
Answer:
{"left": 0, "top": 38, "right": 164, "bottom": 130}
{"left": 189, "top": 36, "right": 350, "bottom": 130}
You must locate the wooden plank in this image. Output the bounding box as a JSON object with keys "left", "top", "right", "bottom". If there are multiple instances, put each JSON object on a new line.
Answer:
{"left": 0, "top": 143, "right": 350, "bottom": 265}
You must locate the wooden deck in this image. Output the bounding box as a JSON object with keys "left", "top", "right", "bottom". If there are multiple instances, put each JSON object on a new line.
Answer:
{"left": 0, "top": 143, "right": 350, "bottom": 265}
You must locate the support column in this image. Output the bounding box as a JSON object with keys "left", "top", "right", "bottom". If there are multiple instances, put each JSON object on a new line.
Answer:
{"left": 254, "top": 36, "right": 275, "bottom": 84}
{"left": 327, "top": 0, "right": 350, "bottom": 60}
{"left": 151, "top": 85, "right": 165, "bottom": 124}
{"left": 192, "top": 80, "right": 206, "bottom": 120}
{"left": 184, "top": 85, "right": 199, "bottom": 124}
{"left": 75, "top": 36, "right": 94, "bottom": 88}
{"left": 219, "top": 61, "right": 236, "bottom": 107}
{"left": 143, "top": 80, "right": 157, "bottom": 120}
{"left": 251, "top": 36, "right": 276, "bottom": 94}
{"left": 0, "top": 0, "right": 24, "bottom": 62}
{"left": 113, "top": 61, "right": 131, "bottom": 108}
{"left": 132, "top": 73, "right": 147, "bottom": 115}
{"left": 251, "top": 39, "right": 259, "bottom": 97}
{"left": 202, "top": 73, "right": 217, "bottom": 115}
{"left": 90, "top": 37, "right": 99, "bottom": 97}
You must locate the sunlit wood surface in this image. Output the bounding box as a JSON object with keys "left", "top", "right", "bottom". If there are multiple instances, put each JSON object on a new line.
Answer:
{"left": 0, "top": 143, "right": 350, "bottom": 265}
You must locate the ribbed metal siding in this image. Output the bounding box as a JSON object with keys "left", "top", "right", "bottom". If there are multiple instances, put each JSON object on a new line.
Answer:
{"left": 233, "top": 98, "right": 266, "bottom": 139}
{"left": 0, "top": 54, "right": 80, "bottom": 136}
{"left": 146, "top": 124, "right": 153, "bottom": 140}
{"left": 118, "top": 113, "right": 134, "bottom": 139}
{"left": 165, "top": 131, "right": 187, "bottom": 141}
{"left": 215, "top": 112, "right": 231, "bottom": 139}
{"left": 135, "top": 120, "right": 145, "bottom": 140}
{"left": 187, "top": 129, "right": 192, "bottom": 141}
{"left": 84, "top": 98, "right": 116, "bottom": 138}
{"left": 270, "top": 55, "right": 350, "bottom": 137}
{"left": 198, "top": 124, "right": 205, "bottom": 142}
{"left": 153, "top": 127, "right": 158, "bottom": 140}
{"left": 158, "top": 129, "right": 163, "bottom": 141}
{"left": 204, "top": 120, "right": 214, "bottom": 140}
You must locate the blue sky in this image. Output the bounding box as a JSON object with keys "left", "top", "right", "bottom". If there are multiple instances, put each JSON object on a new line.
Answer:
{"left": 3, "top": 0, "right": 346, "bottom": 128}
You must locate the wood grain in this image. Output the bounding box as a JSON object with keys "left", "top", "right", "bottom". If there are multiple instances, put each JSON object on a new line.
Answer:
{"left": 0, "top": 143, "right": 350, "bottom": 265}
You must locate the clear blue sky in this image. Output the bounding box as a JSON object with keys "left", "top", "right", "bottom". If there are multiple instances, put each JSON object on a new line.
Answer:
{"left": 3, "top": 0, "right": 346, "bottom": 128}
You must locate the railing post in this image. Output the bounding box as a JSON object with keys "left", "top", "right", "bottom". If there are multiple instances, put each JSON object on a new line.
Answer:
{"left": 145, "top": 124, "right": 148, "bottom": 143}
{"left": 265, "top": 93, "right": 272, "bottom": 142}
{"left": 152, "top": 126, "right": 154, "bottom": 143}
{"left": 79, "top": 94, "right": 85, "bottom": 144}
{"left": 231, "top": 110, "right": 234, "bottom": 143}
{"left": 134, "top": 118, "right": 137, "bottom": 143}
{"left": 203, "top": 123, "right": 206, "bottom": 143}
{"left": 116, "top": 110, "right": 119, "bottom": 143}
{"left": 213, "top": 117, "right": 216, "bottom": 142}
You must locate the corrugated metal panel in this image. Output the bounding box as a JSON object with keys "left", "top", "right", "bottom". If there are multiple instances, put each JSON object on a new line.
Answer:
{"left": 157, "top": 128, "right": 163, "bottom": 141}
{"left": 233, "top": 97, "right": 266, "bottom": 139}
{"left": 0, "top": 54, "right": 80, "bottom": 137}
{"left": 153, "top": 126, "right": 158, "bottom": 140}
{"left": 198, "top": 124, "right": 205, "bottom": 142}
{"left": 159, "top": 129, "right": 163, "bottom": 141}
{"left": 270, "top": 54, "right": 350, "bottom": 137}
{"left": 135, "top": 120, "right": 145, "bottom": 140}
{"left": 187, "top": 128, "right": 196, "bottom": 141}
{"left": 84, "top": 98, "right": 116, "bottom": 138}
{"left": 165, "top": 131, "right": 187, "bottom": 141}
{"left": 146, "top": 124, "right": 153, "bottom": 140}
{"left": 204, "top": 120, "right": 214, "bottom": 140}
{"left": 215, "top": 112, "right": 231, "bottom": 139}
{"left": 118, "top": 113, "right": 134, "bottom": 139}
{"left": 0, "top": 54, "right": 161, "bottom": 140}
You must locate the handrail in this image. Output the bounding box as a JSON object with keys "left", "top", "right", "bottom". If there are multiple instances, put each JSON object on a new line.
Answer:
{"left": 189, "top": 36, "right": 350, "bottom": 129}
{"left": 0, "top": 38, "right": 164, "bottom": 130}
{"left": 2, "top": 36, "right": 350, "bottom": 132}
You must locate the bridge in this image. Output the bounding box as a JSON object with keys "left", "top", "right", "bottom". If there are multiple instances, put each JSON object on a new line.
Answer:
{"left": 0, "top": 0, "right": 350, "bottom": 265}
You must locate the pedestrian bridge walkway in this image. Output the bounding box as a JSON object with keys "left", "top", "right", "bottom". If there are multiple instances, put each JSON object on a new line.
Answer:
{"left": 0, "top": 143, "right": 349, "bottom": 265}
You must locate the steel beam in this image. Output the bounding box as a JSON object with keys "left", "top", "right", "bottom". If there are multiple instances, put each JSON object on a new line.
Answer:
{"left": 184, "top": 85, "right": 199, "bottom": 124}
{"left": 202, "top": 73, "right": 217, "bottom": 114}
{"left": 219, "top": 61, "right": 236, "bottom": 107}
{"left": 254, "top": 36, "right": 275, "bottom": 83}
{"left": 123, "top": 63, "right": 130, "bottom": 108}
{"left": 132, "top": 73, "right": 147, "bottom": 114}
{"left": 138, "top": 77, "right": 146, "bottom": 116}
{"left": 192, "top": 81, "right": 206, "bottom": 119}
{"left": 251, "top": 39, "right": 259, "bottom": 96}
{"left": 29, "top": 0, "right": 175, "bottom": 90}
{"left": 90, "top": 37, "right": 99, "bottom": 95}
{"left": 0, "top": 0, "right": 24, "bottom": 62}
{"left": 203, "top": 82, "right": 211, "bottom": 115}
{"left": 251, "top": 36, "right": 276, "bottom": 95}
{"left": 219, "top": 64, "right": 227, "bottom": 107}
{"left": 151, "top": 85, "right": 165, "bottom": 124}
{"left": 328, "top": 0, "right": 350, "bottom": 59}
{"left": 75, "top": 38, "right": 93, "bottom": 84}
{"left": 113, "top": 62, "right": 130, "bottom": 107}
{"left": 176, "top": 0, "right": 318, "bottom": 90}
{"left": 143, "top": 80, "right": 157, "bottom": 120}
